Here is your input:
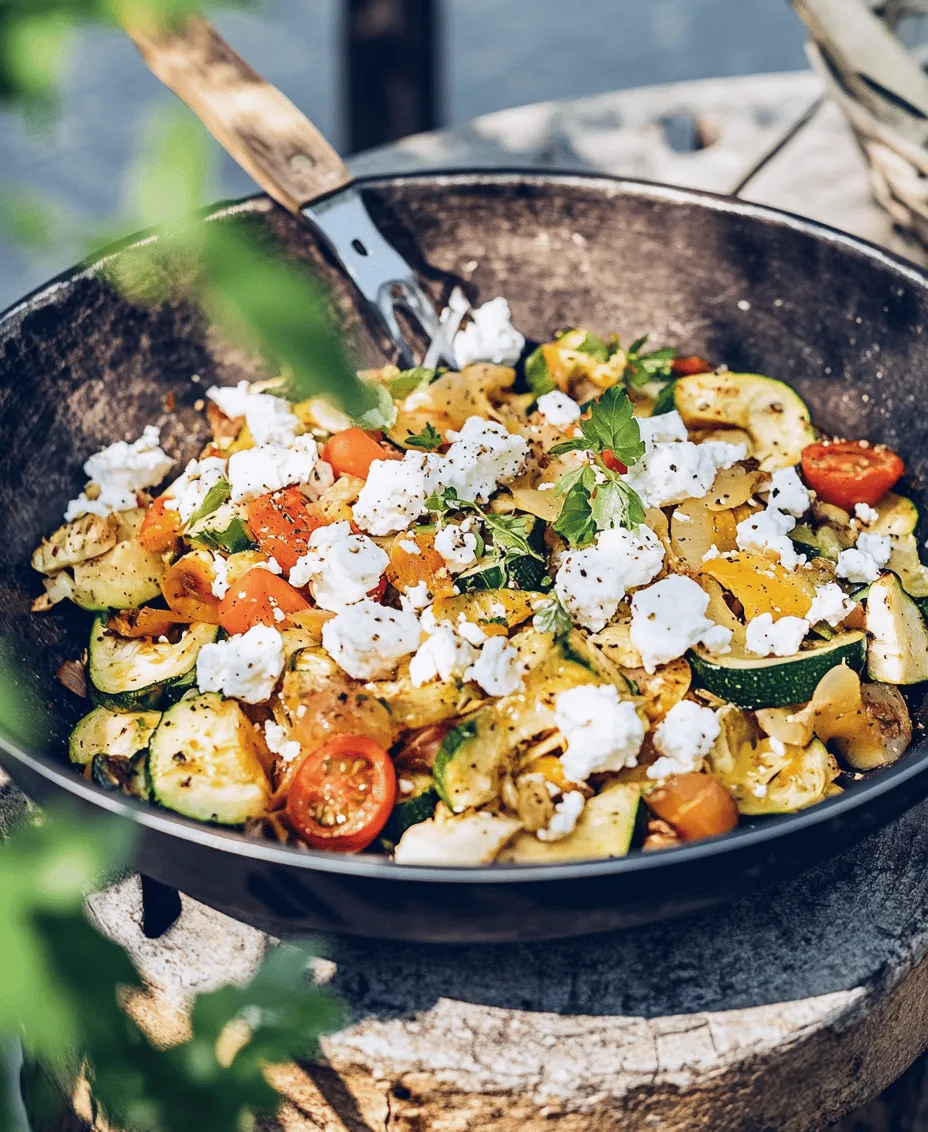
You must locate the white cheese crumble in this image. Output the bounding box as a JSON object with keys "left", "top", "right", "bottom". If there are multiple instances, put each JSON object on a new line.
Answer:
{"left": 745, "top": 612, "right": 809, "bottom": 657}
{"left": 554, "top": 524, "right": 665, "bottom": 632}
{"left": 630, "top": 575, "right": 733, "bottom": 672}
{"left": 767, "top": 465, "right": 811, "bottom": 517}
{"left": 352, "top": 451, "right": 438, "bottom": 535}
{"left": 400, "top": 580, "right": 433, "bottom": 612}
{"left": 210, "top": 553, "right": 230, "bottom": 599}
{"left": 163, "top": 456, "right": 229, "bottom": 522}
{"left": 452, "top": 296, "right": 525, "bottom": 367}
{"left": 554, "top": 684, "right": 645, "bottom": 782}
{"left": 536, "top": 790, "right": 586, "bottom": 842}
{"left": 434, "top": 521, "right": 479, "bottom": 573}
{"left": 288, "top": 521, "right": 387, "bottom": 610}
{"left": 464, "top": 636, "right": 524, "bottom": 696}
{"left": 321, "top": 599, "right": 421, "bottom": 680}
{"left": 806, "top": 582, "right": 857, "bottom": 627}
{"left": 854, "top": 502, "right": 880, "bottom": 524}
{"left": 196, "top": 623, "right": 285, "bottom": 703}
{"left": 441, "top": 417, "right": 529, "bottom": 503}
{"left": 836, "top": 532, "right": 892, "bottom": 584}
{"left": 536, "top": 390, "right": 582, "bottom": 427}
{"left": 648, "top": 700, "right": 721, "bottom": 779}
{"left": 621, "top": 411, "right": 745, "bottom": 509}
{"left": 227, "top": 435, "right": 321, "bottom": 502}
{"left": 207, "top": 381, "right": 300, "bottom": 445}
{"left": 396, "top": 539, "right": 421, "bottom": 555}
{"left": 264, "top": 720, "right": 302, "bottom": 764}
{"left": 64, "top": 425, "right": 174, "bottom": 520}
{"left": 409, "top": 625, "right": 479, "bottom": 687}
{"left": 735, "top": 505, "right": 805, "bottom": 571}
{"left": 455, "top": 614, "right": 488, "bottom": 645}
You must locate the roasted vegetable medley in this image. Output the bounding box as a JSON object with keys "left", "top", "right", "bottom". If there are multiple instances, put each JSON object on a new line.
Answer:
{"left": 32, "top": 298, "right": 928, "bottom": 864}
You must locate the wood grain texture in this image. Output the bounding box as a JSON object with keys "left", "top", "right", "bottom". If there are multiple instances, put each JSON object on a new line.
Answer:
{"left": 125, "top": 17, "right": 353, "bottom": 213}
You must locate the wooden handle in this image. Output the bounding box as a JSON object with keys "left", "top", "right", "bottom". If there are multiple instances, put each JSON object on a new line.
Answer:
{"left": 125, "top": 16, "right": 353, "bottom": 213}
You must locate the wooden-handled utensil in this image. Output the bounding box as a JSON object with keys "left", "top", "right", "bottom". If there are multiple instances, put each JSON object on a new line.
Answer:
{"left": 126, "top": 16, "right": 459, "bottom": 368}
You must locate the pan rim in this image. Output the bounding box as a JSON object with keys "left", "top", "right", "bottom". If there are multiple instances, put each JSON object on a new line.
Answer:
{"left": 3, "top": 166, "right": 928, "bottom": 885}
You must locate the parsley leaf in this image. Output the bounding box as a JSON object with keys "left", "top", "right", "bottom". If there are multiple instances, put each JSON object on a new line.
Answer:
{"left": 568, "top": 330, "right": 611, "bottom": 362}
{"left": 390, "top": 366, "right": 440, "bottom": 399}
{"left": 625, "top": 335, "right": 677, "bottom": 388}
{"left": 651, "top": 378, "right": 678, "bottom": 416}
{"left": 589, "top": 478, "right": 646, "bottom": 531}
{"left": 425, "top": 486, "right": 466, "bottom": 517}
{"left": 552, "top": 480, "right": 597, "bottom": 547}
{"left": 353, "top": 381, "right": 397, "bottom": 430}
{"left": 483, "top": 512, "right": 544, "bottom": 563}
{"left": 532, "top": 597, "right": 573, "bottom": 638}
{"left": 549, "top": 384, "right": 645, "bottom": 468}
{"left": 184, "top": 478, "right": 230, "bottom": 528}
{"left": 524, "top": 346, "right": 555, "bottom": 398}
{"left": 554, "top": 463, "right": 596, "bottom": 498}
{"left": 405, "top": 422, "right": 443, "bottom": 451}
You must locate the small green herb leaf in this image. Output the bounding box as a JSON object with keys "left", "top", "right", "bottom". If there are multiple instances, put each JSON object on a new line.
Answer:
{"left": 405, "top": 422, "right": 443, "bottom": 451}
{"left": 184, "top": 479, "right": 230, "bottom": 529}
{"left": 390, "top": 367, "right": 440, "bottom": 399}
{"left": 625, "top": 335, "right": 677, "bottom": 388}
{"left": 533, "top": 597, "right": 573, "bottom": 638}
{"left": 550, "top": 384, "right": 644, "bottom": 467}
{"left": 524, "top": 346, "right": 555, "bottom": 398}
{"left": 590, "top": 479, "right": 646, "bottom": 531}
{"left": 651, "top": 379, "right": 678, "bottom": 416}
{"left": 552, "top": 480, "right": 597, "bottom": 548}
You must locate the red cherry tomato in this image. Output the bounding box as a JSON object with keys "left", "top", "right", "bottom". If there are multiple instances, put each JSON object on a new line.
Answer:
{"left": 219, "top": 567, "right": 311, "bottom": 636}
{"left": 286, "top": 734, "right": 397, "bottom": 851}
{"left": 671, "top": 355, "right": 713, "bottom": 376}
{"left": 601, "top": 450, "right": 628, "bottom": 474}
{"left": 322, "top": 428, "right": 398, "bottom": 480}
{"left": 246, "top": 486, "right": 324, "bottom": 574}
{"left": 800, "top": 440, "right": 904, "bottom": 510}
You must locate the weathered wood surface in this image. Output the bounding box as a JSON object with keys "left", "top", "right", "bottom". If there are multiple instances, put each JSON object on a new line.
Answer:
{"left": 20, "top": 70, "right": 928, "bottom": 1131}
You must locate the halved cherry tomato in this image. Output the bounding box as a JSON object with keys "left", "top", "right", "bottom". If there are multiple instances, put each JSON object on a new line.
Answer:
{"left": 219, "top": 567, "right": 311, "bottom": 636}
{"left": 601, "top": 451, "right": 628, "bottom": 474}
{"left": 322, "top": 427, "right": 398, "bottom": 479}
{"left": 286, "top": 734, "right": 397, "bottom": 851}
{"left": 138, "top": 495, "right": 181, "bottom": 553}
{"left": 801, "top": 440, "right": 904, "bottom": 510}
{"left": 106, "top": 607, "right": 192, "bottom": 638}
{"left": 247, "top": 486, "right": 324, "bottom": 574}
{"left": 161, "top": 551, "right": 222, "bottom": 623}
{"left": 368, "top": 576, "right": 388, "bottom": 603}
{"left": 671, "top": 355, "right": 713, "bottom": 376}
{"left": 396, "top": 722, "right": 451, "bottom": 772}
{"left": 645, "top": 772, "right": 738, "bottom": 841}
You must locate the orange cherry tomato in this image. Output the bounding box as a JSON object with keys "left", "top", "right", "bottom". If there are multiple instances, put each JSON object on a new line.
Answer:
{"left": 106, "top": 607, "right": 192, "bottom": 638}
{"left": 322, "top": 427, "right": 398, "bottom": 479}
{"left": 601, "top": 451, "right": 627, "bottom": 474}
{"left": 138, "top": 495, "right": 181, "bottom": 552}
{"left": 645, "top": 772, "right": 738, "bottom": 841}
{"left": 286, "top": 734, "right": 397, "bottom": 851}
{"left": 161, "top": 552, "right": 222, "bottom": 623}
{"left": 671, "top": 355, "right": 713, "bottom": 376}
{"left": 246, "top": 486, "right": 324, "bottom": 574}
{"left": 800, "top": 440, "right": 904, "bottom": 510}
{"left": 219, "top": 567, "right": 311, "bottom": 636}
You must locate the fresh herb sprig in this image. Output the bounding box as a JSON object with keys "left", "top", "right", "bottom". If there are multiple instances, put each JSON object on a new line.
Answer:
{"left": 425, "top": 487, "right": 543, "bottom": 572}
{"left": 624, "top": 335, "right": 677, "bottom": 388}
{"left": 532, "top": 596, "right": 573, "bottom": 639}
{"left": 405, "top": 422, "right": 443, "bottom": 451}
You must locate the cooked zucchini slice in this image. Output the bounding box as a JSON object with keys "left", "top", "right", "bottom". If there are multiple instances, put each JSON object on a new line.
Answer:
{"left": 887, "top": 534, "right": 928, "bottom": 598}
{"left": 32, "top": 512, "right": 118, "bottom": 574}
{"left": 71, "top": 538, "right": 166, "bottom": 611}
{"left": 673, "top": 371, "right": 816, "bottom": 470}
{"left": 498, "top": 782, "right": 640, "bottom": 863}
{"left": 88, "top": 618, "right": 219, "bottom": 709}
{"left": 871, "top": 493, "right": 918, "bottom": 538}
{"left": 69, "top": 706, "right": 161, "bottom": 766}
{"left": 866, "top": 572, "right": 928, "bottom": 684}
{"left": 381, "top": 774, "right": 438, "bottom": 846}
{"left": 689, "top": 631, "right": 866, "bottom": 709}
{"left": 148, "top": 692, "right": 271, "bottom": 825}
{"left": 454, "top": 517, "right": 551, "bottom": 594}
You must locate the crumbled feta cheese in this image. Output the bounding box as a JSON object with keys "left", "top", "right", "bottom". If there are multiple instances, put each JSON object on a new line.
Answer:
{"left": 554, "top": 524, "right": 665, "bottom": 632}
{"left": 393, "top": 810, "right": 521, "bottom": 865}
{"left": 752, "top": 783, "right": 768, "bottom": 798}
{"left": 836, "top": 532, "right": 892, "bottom": 584}
{"left": 630, "top": 575, "right": 733, "bottom": 672}
{"left": 464, "top": 635, "right": 524, "bottom": 696}
{"left": 163, "top": 456, "right": 229, "bottom": 522}
{"left": 637, "top": 410, "right": 689, "bottom": 445}
{"left": 352, "top": 451, "right": 438, "bottom": 535}
{"left": 400, "top": 580, "right": 433, "bottom": 612}
{"left": 207, "top": 381, "right": 300, "bottom": 445}
{"left": 440, "top": 417, "right": 528, "bottom": 503}
{"left": 211, "top": 553, "right": 230, "bottom": 599}
{"left": 648, "top": 700, "right": 721, "bottom": 779}
{"left": 321, "top": 599, "right": 421, "bottom": 679}
{"left": 196, "top": 623, "right": 285, "bottom": 703}
{"left": 537, "top": 790, "right": 586, "bottom": 842}
{"left": 806, "top": 582, "right": 857, "bottom": 627}
{"left": 397, "top": 539, "right": 421, "bottom": 555}
{"left": 434, "top": 522, "right": 479, "bottom": 573}
{"left": 536, "top": 390, "right": 582, "bottom": 427}
{"left": 854, "top": 502, "right": 880, "bottom": 524}
{"left": 767, "top": 465, "right": 811, "bottom": 517}
{"left": 452, "top": 297, "right": 525, "bottom": 367}
{"left": 554, "top": 684, "right": 645, "bottom": 781}
{"left": 64, "top": 426, "right": 174, "bottom": 520}
{"left": 288, "top": 521, "right": 387, "bottom": 610}
{"left": 736, "top": 506, "right": 805, "bottom": 570}
{"left": 455, "top": 615, "right": 488, "bottom": 646}
{"left": 621, "top": 424, "right": 745, "bottom": 509}
{"left": 227, "top": 435, "right": 320, "bottom": 502}
{"left": 264, "top": 720, "right": 302, "bottom": 763}
{"left": 745, "top": 612, "right": 809, "bottom": 657}
{"left": 409, "top": 626, "right": 479, "bottom": 687}
{"left": 702, "top": 545, "right": 722, "bottom": 561}
{"left": 264, "top": 556, "right": 283, "bottom": 575}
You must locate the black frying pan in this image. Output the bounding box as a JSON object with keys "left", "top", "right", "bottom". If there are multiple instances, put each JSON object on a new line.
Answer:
{"left": 2, "top": 171, "right": 928, "bottom": 943}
